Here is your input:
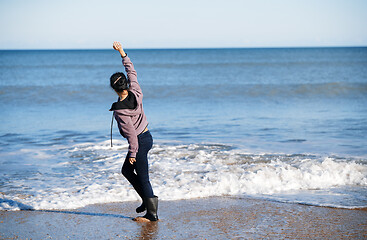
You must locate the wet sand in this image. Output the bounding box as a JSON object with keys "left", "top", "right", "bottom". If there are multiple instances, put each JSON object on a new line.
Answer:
{"left": 1, "top": 196, "right": 366, "bottom": 239}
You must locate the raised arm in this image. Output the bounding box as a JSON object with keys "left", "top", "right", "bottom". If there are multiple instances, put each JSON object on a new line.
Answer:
{"left": 113, "top": 41, "right": 141, "bottom": 95}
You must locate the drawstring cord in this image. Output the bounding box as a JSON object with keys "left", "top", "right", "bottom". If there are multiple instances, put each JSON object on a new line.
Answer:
{"left": 110, "top": 113, "right": 114, "bottom": 147}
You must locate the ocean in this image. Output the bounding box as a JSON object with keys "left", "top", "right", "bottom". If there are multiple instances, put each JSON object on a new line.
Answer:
{"left": 0, "top": 47, "right": 366, "bottom": 210}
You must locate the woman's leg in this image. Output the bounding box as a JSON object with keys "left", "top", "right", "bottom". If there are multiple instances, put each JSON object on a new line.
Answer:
{"left": 121, "top": 155, "right": 145, "bottom": 198}
{"left": 132, "top": 131, "right": 159, "bottom": 222}
{"left": 134, "top": 131, "right": 154, "bottom": 198}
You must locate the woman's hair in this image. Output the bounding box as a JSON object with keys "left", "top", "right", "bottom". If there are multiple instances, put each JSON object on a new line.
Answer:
{"left": 110, "top": 72, "right": 129, "bottom": 92}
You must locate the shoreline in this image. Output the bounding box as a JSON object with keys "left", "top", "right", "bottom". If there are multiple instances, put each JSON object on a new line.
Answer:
{"left": 1, "top": 196, "right": 366, "bottom": 239}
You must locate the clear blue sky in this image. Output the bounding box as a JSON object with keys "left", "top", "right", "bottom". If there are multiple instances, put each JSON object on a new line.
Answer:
{"left": 0, "top": 0, "right": 366, "bottom": 49}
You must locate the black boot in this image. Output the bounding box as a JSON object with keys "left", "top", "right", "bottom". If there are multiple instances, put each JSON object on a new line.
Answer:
{"left": 136, "top": 202, "right": 145, "bottom": 213}
{"left": 135, "top": 196, "right": 159, "bottom": 221}
{"left": 130, "top": 185, "right": 146, "bottom": 213}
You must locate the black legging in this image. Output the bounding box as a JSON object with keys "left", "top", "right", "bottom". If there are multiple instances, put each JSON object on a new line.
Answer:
{"left": 121, "top": 130, "right": 154, "bottom": 198}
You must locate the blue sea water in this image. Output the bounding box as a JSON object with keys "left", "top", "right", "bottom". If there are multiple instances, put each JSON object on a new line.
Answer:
{"left": 0, "top": 48, "right": 366, "bottom": 210}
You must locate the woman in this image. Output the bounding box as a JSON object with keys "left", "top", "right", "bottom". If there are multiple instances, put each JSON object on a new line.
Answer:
{"left": 109, "top": 41, "right": 158, "bottom": 222}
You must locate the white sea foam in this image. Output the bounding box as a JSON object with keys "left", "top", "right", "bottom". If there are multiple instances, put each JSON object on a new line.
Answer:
{"left": 1, "top": 141, "right": 366, "bottom": 211}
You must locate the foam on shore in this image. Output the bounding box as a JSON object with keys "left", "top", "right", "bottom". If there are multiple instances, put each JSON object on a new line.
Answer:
{"left": 1, "top": 140, "right": 366, "bottom": 210}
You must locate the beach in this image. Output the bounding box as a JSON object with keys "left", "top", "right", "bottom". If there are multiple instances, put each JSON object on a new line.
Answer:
{"left": 1, "top": 196, "right": 366, "bottom": 239}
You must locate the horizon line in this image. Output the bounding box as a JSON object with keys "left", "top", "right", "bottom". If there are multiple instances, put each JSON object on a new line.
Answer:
{"left": 1, "top": 45, "right": 366, "bottom": 51}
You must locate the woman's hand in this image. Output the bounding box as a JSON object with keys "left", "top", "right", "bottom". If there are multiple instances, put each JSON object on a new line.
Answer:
{"left": 129, "top": 157, "right": 136, "bottom": 165}
{"left": 113, "top": 41, "right": 127, "bottom": 57}
{"left": 113, "top": 41, "right": 123, "bottom": 51}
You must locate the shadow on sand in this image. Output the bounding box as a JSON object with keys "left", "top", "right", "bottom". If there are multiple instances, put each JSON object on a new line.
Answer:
{"left": 26, "top": 209, "right": 132, "bottom": 219}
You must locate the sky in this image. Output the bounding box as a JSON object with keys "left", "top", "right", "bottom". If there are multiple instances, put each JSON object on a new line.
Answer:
{"left": 0, "top": 0, "right": 366, "bottom": 49}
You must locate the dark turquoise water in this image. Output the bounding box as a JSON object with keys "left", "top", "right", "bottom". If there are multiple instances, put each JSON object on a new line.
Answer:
{"left": 0, "top": 48, "right": 366, "bottom": 210}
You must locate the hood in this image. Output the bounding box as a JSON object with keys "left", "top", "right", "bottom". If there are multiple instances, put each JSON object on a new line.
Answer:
{"left": 109, "top": 91, "right": 141, "bottom": 116}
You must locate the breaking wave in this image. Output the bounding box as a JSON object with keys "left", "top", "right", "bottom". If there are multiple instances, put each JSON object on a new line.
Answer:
{"left": 1, "top": 140, "right": 366, "bottom": 211}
